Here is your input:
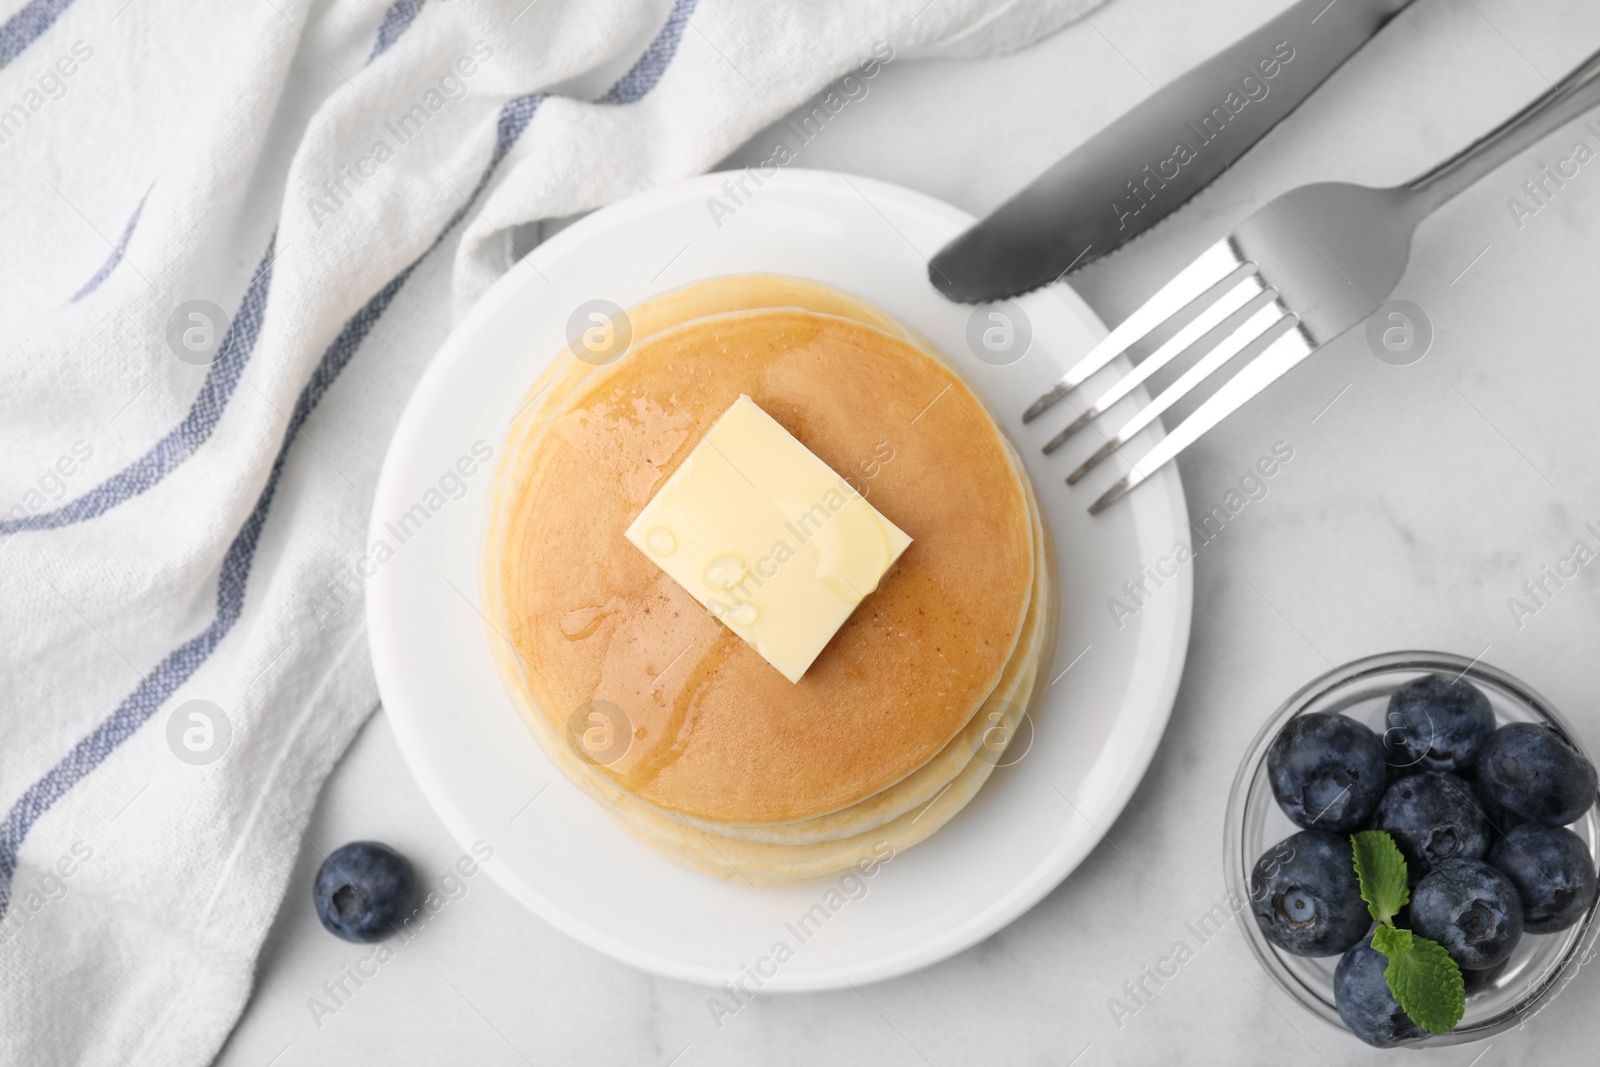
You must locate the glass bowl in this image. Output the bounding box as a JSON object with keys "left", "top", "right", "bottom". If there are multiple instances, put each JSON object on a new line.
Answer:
{"left": 1225, "top": 651, "right": 1600, "bottom": 1046}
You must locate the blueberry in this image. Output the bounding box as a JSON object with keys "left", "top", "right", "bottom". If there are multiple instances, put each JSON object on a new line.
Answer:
{"left": 1335, "top": 940, "right": 1425, "bottom": 1048}
{"left": 1488, "top": 823, "right": 1597, "bottom": 933}
{"left": 1268, "top": 712, "right": 1387, "bottom": 832}
{"left": 1411, "top": 858, "right": 1523, "bottom": 970}
{"left": 1458, "top": 766, "right": 1524, "bottom": 841}
{"left": 1373, "top": 773, "right": 1489, "bottom": 876}
{"left": 1250, "top": 831, "right": 1371, "bottom": 957}
{"left": 313, "top": 841, "right": 418, "bottom": 943}
{"left": 1476, "top": 723, "right": 1597, "bottom": 827}
{"left": 1381, "top": 673, "right": 1496, "bottom": 773}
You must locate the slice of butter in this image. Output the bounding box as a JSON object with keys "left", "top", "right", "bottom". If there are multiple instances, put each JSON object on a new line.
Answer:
{"left": 624, "top": 395, "right": 911, "bottom": 683}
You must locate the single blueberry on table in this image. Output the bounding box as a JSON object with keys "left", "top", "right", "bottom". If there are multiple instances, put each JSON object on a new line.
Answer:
{"left": 1489, "top": 823, "right": 1598, "bottom": 933}
{"left": 1250, "top": 830, "right": 1370, "bottom": 957}
{"left": 1373, "top": 773, "right": 1490, "bottom": 877}
{"left": 1381, "top": 673, "right": 1496, "bottom": 773}
{"left": 1267, "top": 711, "right": 1387, "bottom": 832}
{"left": 313, "top": 841, "right": 418, "bottom": 943}
{"left": 1411, "top": 858, "right": 1524, "bottom": 971}
{"left": 1476, "top": 723, "right": 1598, "bottom": 827}
{"left": 1335, "top": 940, "right": 1426, "bottom": 1048}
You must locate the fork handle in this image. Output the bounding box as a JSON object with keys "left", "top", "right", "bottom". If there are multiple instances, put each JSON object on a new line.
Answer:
{"left": 1407, "top": 46, "right": 1600, "bottom": 213}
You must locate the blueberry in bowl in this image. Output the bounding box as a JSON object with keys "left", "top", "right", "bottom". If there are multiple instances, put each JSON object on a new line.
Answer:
{"left": 1268, "top": 711, "right": 1387, "bottom": 833}
{"left": 1489, "top": 823, "right": 1597, "bottom": 933}
{"left": 1250, "top": 830, "right": 1371, "bottom": 957}
{"left": 1458, "top": 768, "right": 1523, "bottom": 841}
{"left": 1372, "top": 772, "right": 1489, "bottom": 874}
{"left": 1410, "top": 858, "right": 1524, "bottom": 970}
{"left": 1372, "top": 773, "right": 1489, "bottom": 876}
{"left": 1334, "top": 940, "right": 1426, "bottom": 1049}
{"left": 1476, "top": 723, "right": 1598, "bottom": 827}
{"left": 313, "top": 841, "right": 419, "bottom": 943}
{"left": 1381, "top": 673, "right": 1495, "bottom": 773}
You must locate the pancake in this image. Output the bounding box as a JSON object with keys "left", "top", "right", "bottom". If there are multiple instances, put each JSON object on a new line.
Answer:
{"left": 497, "top": 496, "right": 1051, "bottom": 885}
{"left": 484, "top": 275, "right": 1051, "bottom": 883}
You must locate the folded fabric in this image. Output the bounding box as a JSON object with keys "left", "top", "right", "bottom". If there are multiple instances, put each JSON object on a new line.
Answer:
{"left": 0, "top": 0, "right": 1100, "bottom": 1062}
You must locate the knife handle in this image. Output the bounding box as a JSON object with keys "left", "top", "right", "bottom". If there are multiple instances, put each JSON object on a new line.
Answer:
{"left": 931, "top": 0, "right": 1415, "bottom": 300}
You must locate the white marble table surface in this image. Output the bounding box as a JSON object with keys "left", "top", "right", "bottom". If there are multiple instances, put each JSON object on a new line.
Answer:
{"left": 217, "top": 0, "right": 1600, "bottom": 1062}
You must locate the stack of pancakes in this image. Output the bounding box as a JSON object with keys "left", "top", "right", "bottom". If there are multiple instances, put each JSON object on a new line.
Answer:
{"left": 484, "top": 276, "right": 1051, "bottom": 885}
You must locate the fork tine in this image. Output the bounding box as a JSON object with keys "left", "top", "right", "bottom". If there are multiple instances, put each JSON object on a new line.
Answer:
{"left": 1088, "top": 321, "right": 1317, "bottom": 515}
{"left": 1065, "top": 303, "right": 1292, "bottom": 486}
{"left": 1022, "top": 239, "right": 1246, "bottom": 423}
{"left": 1041, "top": 272, "right": 1270, "bottom": 455}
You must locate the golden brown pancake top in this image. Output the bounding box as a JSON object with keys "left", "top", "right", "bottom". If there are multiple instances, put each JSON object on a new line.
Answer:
{"left": 497, "top": 307, "right": 1033, "bottom": 824}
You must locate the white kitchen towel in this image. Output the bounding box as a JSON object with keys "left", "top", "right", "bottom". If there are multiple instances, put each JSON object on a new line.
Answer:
{"left": 0, "top": 0, "right": 1099, "bottom": 1062}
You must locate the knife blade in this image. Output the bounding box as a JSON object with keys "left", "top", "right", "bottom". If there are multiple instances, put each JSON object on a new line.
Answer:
{"left": 929, "top": 0, "right": 1415, "bottom": 303}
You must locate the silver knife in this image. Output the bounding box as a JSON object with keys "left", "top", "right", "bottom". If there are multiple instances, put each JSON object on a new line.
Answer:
{"left": 929, "top": 0, "right": 1415, "bottom": 303}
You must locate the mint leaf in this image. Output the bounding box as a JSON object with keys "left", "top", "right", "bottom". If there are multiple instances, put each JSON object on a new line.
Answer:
{"left": 1373, "top": 931, "right": 1465, "bottom": 1035}
{"left": 1369, "top": 924, "right": 1410, "bottom": 957}
{"left": 1351, "top": 830, "right": 1409, "bottom": 926}
{"left": 1359, "top": 835, "right": 1463, "bottom": 1036}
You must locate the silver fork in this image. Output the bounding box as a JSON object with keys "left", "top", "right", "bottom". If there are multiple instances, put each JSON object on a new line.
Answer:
{"left": 1028, "top": 45, "right": 1600, "bottom": 515}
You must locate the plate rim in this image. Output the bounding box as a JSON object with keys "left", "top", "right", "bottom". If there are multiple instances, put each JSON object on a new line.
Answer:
{"left": 367, "top": 168, "right": 1193, "bottom": 990}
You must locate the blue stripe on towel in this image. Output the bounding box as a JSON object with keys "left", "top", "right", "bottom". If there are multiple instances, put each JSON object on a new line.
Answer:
{"left": 0, "top": 242, "right": 277, "bottom": 539}
{"left": 0, "top": 0, "right": 75, "bottom": 69}
{"left": 69, "top": 190, "right": 149, "bottom": 302}
{"left": 0, "top": 0, "right": 699, "bottom": 912}
{"left": 602, "top": 0, "right": 697, "bottom": 105}
{"left": 369, "top": 0, "right": 425, "bottom": 62}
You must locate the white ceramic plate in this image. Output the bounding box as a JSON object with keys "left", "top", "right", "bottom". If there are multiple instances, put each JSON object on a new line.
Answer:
{"left": 368, "top": 170, "right": 1192, "bottom": 990}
